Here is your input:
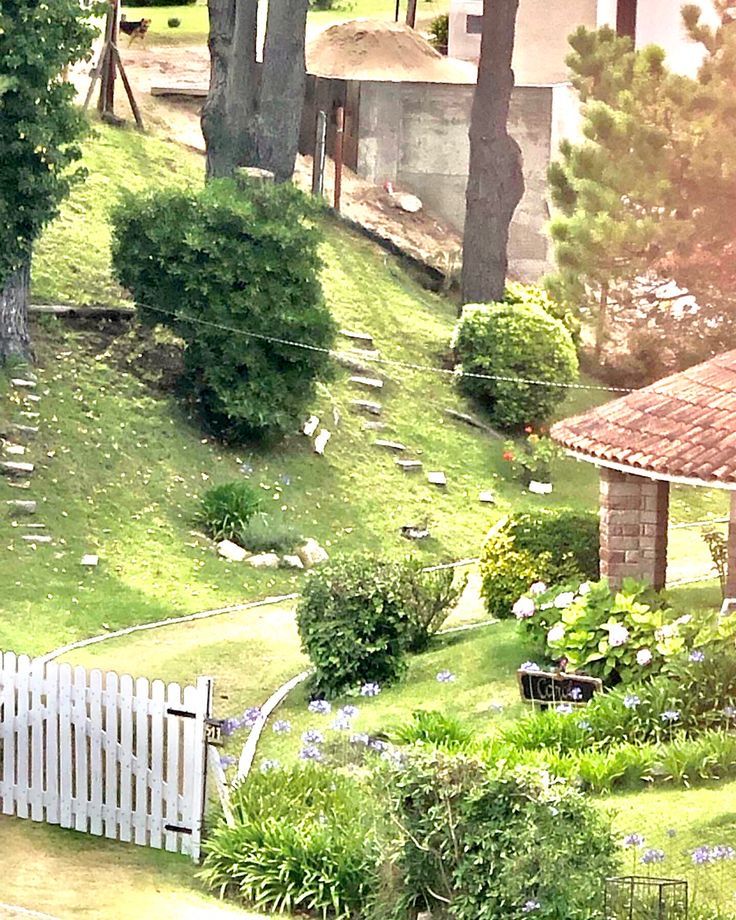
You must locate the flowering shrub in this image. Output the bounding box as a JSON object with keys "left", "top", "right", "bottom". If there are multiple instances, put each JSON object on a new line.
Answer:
{"left": 480, "top": 511, "right": 599, "bottom": 620}
{"left": 503, "top": 430, "right": 560, "bottom": 486}
{"left": 515, "top": 577, "right": 693, "bottom": 684}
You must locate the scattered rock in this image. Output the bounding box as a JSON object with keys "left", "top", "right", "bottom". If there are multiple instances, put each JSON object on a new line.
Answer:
{"left": 427, "top": 471, "right": 447, "bottom": 486}
{"left": 314, "top": 429, "right": 331, "bottom": 455}
{"left": 303, "top": 415, "right": 320, "bottom": 437}
{"left": 24, "top": 394, "right": 41, "bottom": 403}
{"left": 1, "top": 461, "right": 34, "bottom": 477}
{"left": 374, "top": 439, "right": 406, "bottom": 452}
{"left": 443, "top": 407, "right": 502, "bottom": 439}
{"left": 3, "top": 444, "right": 26, "bottom": 456}
{"left": 417, "top": 912, "right": 434, "bottom": 920}
{"left": 12, "top": 424, "right": 39, "bottom": 437}
{"left": 396, "top": 459, "right": 422, "bottom": 471}
{"left": 529, "top": 481, "right": 553, "bottom": 495}
{"left": 297, "top": 538, "right": 329, "bottom": 568}
{"left": 5, "top": 500, "right": 36, "bottom": 515}
{"left": 217, "top": 539, "right": 249, "bottom": 562}
{"left": 349, "top": 375, "right": 383, "bottom": 390}
{"left": 362, "top": 421, "right": 388, "bottom": 431}
{"left": 479, "top": 490, "right": 495, "bottom": 504}
{"left": 21, "top": 534, "right": 52, "bottom": 544}
{"left": 335, "top": 353, "right": 372, "bottom": 375}
{"left": 11, "top": 378, "right": 36, "bottom": 389}
{"left": 333, "top": 406, "right": 341, "bottom": 428}
{"left": 351, "top": 400, "right": 382, "bottom": 416}
{"left": 401, "top": 524, "right": 430, "bottom": 541}
{"left": 246, "top": 552, "right": 281, "bottom": 569}
{"left": 340, "top": 329, "right": 374, "bottom": 349}
{"left": 393, "top": 192, "right": 423, "bottom": 213}
{"left": 19, "top": 411, "right": 40, "bottom": 420}
{"left": 7, "top": 481, "right": 31, "bottom": 490}
{"left": 23, "top": 523, "right": 46, "bottom": 530}
{"left": 281, "top": 554, "right": 305, "bottom": 570}
{"left": 81, "top": 554, "right": 99, "bottom": 567}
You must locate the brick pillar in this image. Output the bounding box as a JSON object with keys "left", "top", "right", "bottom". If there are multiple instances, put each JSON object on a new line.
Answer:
{"left": 727, "top": 492, "right": 736, "bottom": 598}
{"left": 599, "top": 468, "right": 670, "bottom": 590}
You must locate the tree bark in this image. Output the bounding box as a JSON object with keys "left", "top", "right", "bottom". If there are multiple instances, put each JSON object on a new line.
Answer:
{"left": 258, "top": 0, "right": 309, "bottom": 182}
{"left": 202, "top": 0, "right": 260, "bottom": 180}
{"left": 0, "top": 260, "right": 32, "bottom": 364}
{"left": 461, "top": 0, "right": 525, "bottom": 306}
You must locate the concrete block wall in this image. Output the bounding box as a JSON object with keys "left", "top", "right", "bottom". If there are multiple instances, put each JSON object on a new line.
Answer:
{"left": 599, "top": 468, "right": 670, "bottom": 589}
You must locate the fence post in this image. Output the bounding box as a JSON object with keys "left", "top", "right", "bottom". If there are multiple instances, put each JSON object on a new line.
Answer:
{"left": 334, "top": 106, "right": 345, "bottom": 212}
{"left": 312, "top": 110, "right": 327, "bottom": 198}
{"left": 192, "top": 675, "right": 213, "bottom": 861}
{"left": 406, "top": 0, "right": 418, "bottom": 28}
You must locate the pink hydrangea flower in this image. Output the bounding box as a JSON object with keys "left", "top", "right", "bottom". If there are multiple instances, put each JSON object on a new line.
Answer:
{"left": 513, "top": 596, "right": 536, "bottom": 619}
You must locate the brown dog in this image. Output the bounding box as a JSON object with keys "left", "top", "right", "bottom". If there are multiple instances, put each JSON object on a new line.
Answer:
{"left": 119, "top": 17, "right": 151, "bottom": 46}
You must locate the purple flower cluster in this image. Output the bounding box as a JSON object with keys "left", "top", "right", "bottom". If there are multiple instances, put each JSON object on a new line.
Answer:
{"left": 260, "top": 758, "right": 281, "bottom": 773}
{"left": 219, "top": 754, "right": 236, "bottom": 768}
{"left": 520, "top": 661, "right": 540, "bottom": 672}
{"left": 521, "top": 900, "right": 541, "bottom": 913}
{"left": 302, "top": 728, "right": 324, "bottom": 745}
{"left": 568, "top": 687, "right": 583, "bottom": 702}
{"left": 272, "top": 719, "right": 292, "bottom": 734}
{"left": 436, "top": 670, "right": 456, "bottom": 683}
{"left": 689, "top": 649, "right": 705, "bottom": 663}
{"left": 556, "top": 703, "right": 573, "bottom": 715}
{"left": 221, "top": 707, "right": 262, "bottom": 737}
{"left": 623, "top": 694, "right": 641, "bottom": 710}
{"left": 360, "top": 682, "right": 381, "bottom": 697}
{"left": 723, "top": 705, "right": 736, "bottom": 720}
{"left": 640, "top": 849, "right": 666, "bottom": 865}
{"left": 623, "top": 833, "right": 645, "bottom": 848}
{"left": 308, "top": 699, "right": 331, "bottom": 715}
{"left": 691, "top": 844, "right": 736, "bottom": 865}
{"left": 660, "top": 710, "right": 680, "bottom": 723}
{"left": 299, "top": 744, "right": 323, "bottom": 762}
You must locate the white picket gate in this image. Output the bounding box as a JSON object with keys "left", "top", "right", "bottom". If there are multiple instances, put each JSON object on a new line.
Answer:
{"left": 0, "top": 652, "right": 212, "bottom": 860}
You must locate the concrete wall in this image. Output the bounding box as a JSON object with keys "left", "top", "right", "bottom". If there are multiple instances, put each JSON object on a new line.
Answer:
{"left": 357, "top": 81, "right": 568, "bottom": 280}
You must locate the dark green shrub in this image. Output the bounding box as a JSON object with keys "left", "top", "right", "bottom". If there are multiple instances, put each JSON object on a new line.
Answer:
{"left": 167, "top": 17, "right": 181, "bottom": 27}
{"left": 401, "top": 560, "right": 465, "bottom": 652}
{"left": 237, "top": 514, "right": 302, "bottom": 554}
{"left": 452, "top": 297, "right": 578, "bottom": 430}
{"left": 375, "top": 752, "right": 617, "bottom": 920}
{"left": 201, "top": 763, "right": 381, "bottom": 918}
{"left": 111, "top": 177, "right": 336, "bottom": 443}
{"left": 296, "top": 555, "right": 413, "bottom": 697}
{"left": 428, "top": 13, "right": 448, "bottom": 51}
{"left": 480, "top": 510, "right": 599, "bottom": 619}
{"left": 200, "top": 481, "right": 261, "bottom": 541}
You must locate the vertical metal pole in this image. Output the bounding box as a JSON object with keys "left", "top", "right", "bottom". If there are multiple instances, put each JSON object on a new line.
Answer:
{"left": 194, "top": 675, "right": 213, "bottom": 862}
{"left": 311, "top": 110, "right": 327, "bottom": 198}
{"left": 333, "top": 107, "right": 345, "bottom": 212}
{"left": 394, "top": 0, "right": 400, "bottom": 22}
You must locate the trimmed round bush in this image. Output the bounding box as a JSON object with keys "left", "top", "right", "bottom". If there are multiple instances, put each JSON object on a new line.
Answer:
{"left": 111, "top": 177, "right": 336, "bottom": 443}
{"left": 453, "top": 298, "right": 579, "bottom": 430}
{"left": 167, "top": 17, "right": 181, "bottom": 28}
{"left": 200, "top": 481, "right": 261, "bottom": 542}
{"left": 480, "top": 510, "right": 600, "bottom": 619}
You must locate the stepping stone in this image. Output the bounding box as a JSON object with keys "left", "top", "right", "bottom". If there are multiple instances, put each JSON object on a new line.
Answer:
{"left": 335, "top": 353, "right": 372, "bottom": 375}
{"left": 350, "top": 376, "right": 383, "bottom": 390}
{"left": 81, "top": 554, "right": 99, "bottom": 567}
{"left": 5, "top": 500, "right": 36, "bottom": 515}
{"left": 7, "top": 481, "right": 31, "bottom": 490}
{"left": 1, "top": 461, "right": 34, "bottom": 476}
{"left": 218, "top": 540, "right": 249, "bottom": 563}
{"left": 396, "top": 459, "right": 422, "bottom": 472}
{"left": 479, "top": 490, "right": 495, "bottom": 504}
{"left": 529, "top": 480, "right": 553, "bottom": 495}
{"left": 21, "top": 534, "right": 52, "bottom": 544}
{"left": 374, "top": 439, "right": 406, "bottom": 452}
{"left": 362, "top": 421, "right": 388, "bottom": 432}
{"left": 401, "top": 524, "right": 430, "bottom": 541}
{"left": 4, "top": 444, "right": 26, "bottom": 456}
{"left": 19, "top": 412, "right": 39, "bottom": 420}
{"left": 12, "top": 424, "right": 39, "bottom": 436}
{"left": 351, "top": 400, "right": 381, "bottom": 416}
{"left": 24, "top": 394, "right": 41, "bottom": 403}
{"left": 303, "top": 415, "right": 320, "bottom": 437}
{"left": 444, "top": 408, "right": 502, "bottom": 439}
{"left": 22, "top": 523, "right": 46, "bottom": 530}
{"left": 281, "top": 554, "right": 305, "bottom": 570}
{"left": 427, "top": 471, "right": 447, "bottom": 486}
{"left": 11, "top": 378, "right": 36, "bottom": 389}
{"left": 314, "top": 429, "right": 331, "bottom": 455}
{"left": 340, "top": 329, "right": 374, "bottom": 348}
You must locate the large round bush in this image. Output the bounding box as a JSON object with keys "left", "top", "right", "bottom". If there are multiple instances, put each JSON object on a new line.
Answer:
{"left": 452, "top": 299, "right": 579, "bottom": 430}
{"left": 111, "top": 177, "right": 336, "bottom": 443}
{"left": 480, "top": 510, "right": 600, "bottom": 619}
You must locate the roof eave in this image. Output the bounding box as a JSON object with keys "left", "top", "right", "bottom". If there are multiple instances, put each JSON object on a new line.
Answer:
{"left": 564, "top": 449, "right": 736, "bottom": 491}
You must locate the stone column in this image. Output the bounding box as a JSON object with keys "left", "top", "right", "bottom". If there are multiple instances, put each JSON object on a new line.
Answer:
{"left": 727, "top": 492, "right": 736, "bottom": 598}
{"left": 599, "top": 468, "right": 670, "bottom": 590}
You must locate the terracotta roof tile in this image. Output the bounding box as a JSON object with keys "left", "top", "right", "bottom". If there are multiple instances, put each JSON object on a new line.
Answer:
{"left": 551, "top": 349, "right": 736, "bottom": 485}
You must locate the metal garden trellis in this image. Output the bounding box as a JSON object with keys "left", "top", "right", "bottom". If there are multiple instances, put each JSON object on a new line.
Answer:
{"left": 605, "top": 876, "right": 688, "bottom": 920}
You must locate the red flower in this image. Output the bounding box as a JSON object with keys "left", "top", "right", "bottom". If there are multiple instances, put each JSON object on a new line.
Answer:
{"left": 524, "top": 426, "right": 534, "bottom": 434}
{"left": 503, "top": 451, "right": 515, "bottom": 462}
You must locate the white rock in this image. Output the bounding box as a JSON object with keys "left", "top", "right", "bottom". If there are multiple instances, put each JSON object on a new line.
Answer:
{"left": 5, "top": 500, "right": 36, "bottom": 515}
{"left": 303, "top": 415, "right": 320, "bottom": 437}
{"left": 333, "top": 406, "right": 341, "bottom": 428}
{"left": 479, "top": 490, "right": 495, "bottom": 503}
{"left": 217, "top": 539, "right": 249, "bottom": 562}
{"left": 246, "top": 552, "right": 281, "bottom": 569}
{"left": 351, "top": 400, "right": 382, "bottom": 416}
{"left": 529, "top": 480, "right": 553, "bottom": 495}
{"left": 4, "top": 444, "right": 26, "bottom": 456}
{"left": 349, "top": 376, "right": 383, "bottom": 390}
{"left": 314, "top": 429, "right": 331, "bottom": 455}
{"left": 374, "top": 439, "right": 406, "bottom": 452}
{"left": 11, "top": 378, "right": 36, "bottom": 389}
{"left": 427, "top": 471, "right": 447, "bottom": 486}
{"left": 22, "top": 534, "right": 51, "bottom": 544}
{"left": 394, "top": 192, "right": 422, "bottom": 213}
{"left": 81, "top": 554, "right": 99, "bottom": 567}
{"left": 339, "top": 329, "right": 374, "bottom": 348}
{"left": 297, "top": 538, "right": 329, "bottom": 568}
{"left": 396, "top": 459, "right": 422, "bottom": 471}
{"left": 281, "top": 554, "right": 305, "bottom": 570}
{"left": 1, "top": 461, "right": 34, "bottom": 476}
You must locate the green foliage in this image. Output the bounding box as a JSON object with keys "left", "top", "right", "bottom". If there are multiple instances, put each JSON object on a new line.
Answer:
{"left": 428, "top": 13, "right": 449, "bottom": 51}
{"left": 452, "top": 299, "right": 578, "bottom": 430}
{"left": 375, "top": 752, "right": 617, "bottom": 919}
{"left": 167, "top": 17, "right": 181, "bottom": 28}
{"left": 237, "top": 514, "right": 302, "bottom": 554}
{"left": 520, "top": 579, "right": 694, "bottom": 683}
{"left": 480, "top": 511, "right": 600, "bottom": 619}
{"left": 296, "top": 555, "right": 414, "bottom": 697}
{"left": 200, "top": 481, "right": 262, "bottom": 542}
{"left": 502, "top": 432, "right": 560, "bottom": 486}
{"left": 110, "top": 178, "right": 336, "bottom": 443}
{"left": 200, "top": 763, "right": 381, "bottom": 918}
{"left": 400, "top": 560, "right": 465, "bottom": 652}
{"left": 389, "top": 710, "right": 475, "bottom": 753}
{"left": 0, "top": 0, "right": 99, "bottom": 290}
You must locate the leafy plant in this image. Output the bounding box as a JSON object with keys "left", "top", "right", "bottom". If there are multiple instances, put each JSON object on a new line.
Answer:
{"left": 167, "top": 17, "right": 181, "bottom": 27}
{"left": 111, "top": 177, "right": 336, "bottom": 443}
{"left": 480, "top": 510, "right": 599, "bottom": 619}
{"left": 428, "top": 13, "right": 449, "bottom": 51}
{"left": 389, "top": 710, "right": 475, "bottom": 753}
{"left": 400, "top": 560, "right": 465, "bottom": 652}
{"left": 237, "top": 514, "right": 302, "bottom": 554}
{"left": 200, "top": 481, "right": 262, "bottom": 541}
{"left": 703, "top": 527, "right": 729, "bottom": 598}
{"left": 503, "top": 430, "right": 560, "bottom": 485}
{"left": 452, "top": 297, "right": 579, "bottom": 431}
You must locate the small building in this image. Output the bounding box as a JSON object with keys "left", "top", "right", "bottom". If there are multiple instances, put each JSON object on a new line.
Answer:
{"left": 551, "top": 350, "right": 736, "bottom": 594}
{"left": 449, "top": 0, "right": 720, "bottom": 80}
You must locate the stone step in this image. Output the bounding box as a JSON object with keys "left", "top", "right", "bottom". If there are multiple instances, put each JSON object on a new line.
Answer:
{"left": 23, "top": 394, "right": 41, "bottom": 403}
{"left": 349, "top": 376, "right": 383, "bottom": 390}
{"left": 21, "top": 534, "right": 52, "bottom": 544}
{"left": 20, "top": 523, "right": 46, "bottom": 530}
{"left": 396, "top": 459, "right": 422, "bottom": 471}
{"left": 362, "top": 421, "right": 389, "bottom": 432}
{"left": 427, "top": 471, "right": 447, "bottom": 486}
{"left": 340, "top": 329, "right": 374, "bottom": 348}
{"left": 374, "top": 439, "right": 407, "bottom": 452}
{"left": 479, "top": 490, "right": 495, "bottom": 504}
{"left": 351, "top": 400, "right": 382, "bottom": 416}
{"left": 12, "top": 424, "right": 39, "bottom": 437}
{"left": 3, "top": 443, "right": 26, "bottom": 456}
{"left": 19, "top": 411, "right": 40, "bottom": 420}
{"left": 7, "top": 481, "right": 31, "bottom": 490}
{"left": 1, "top": 461, "right": 34, "bottom": 476}
{"left": 313, "top": 429, "right": 331, "bottom": 455}
{"left": 5, "top": 500, "right": 37, "bottom": 515}
{"left": 303, "top": 415, "right": 320, "bottom": 437}
{"left": 11, "top": 378, "right": 36, "bottom": 389}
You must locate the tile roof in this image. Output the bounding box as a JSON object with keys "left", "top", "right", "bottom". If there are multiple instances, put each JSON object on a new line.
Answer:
{"left": 551, "top": 349, "right": 736, "bottom": 486}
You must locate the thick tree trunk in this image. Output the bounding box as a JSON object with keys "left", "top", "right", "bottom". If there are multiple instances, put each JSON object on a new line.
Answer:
{"left": 461, "top": 0, "right": 525, "bottom": 306}
{"left": 202, "top": 0, "right": 260, "bottom": 180}
{"left": 258, "top": 0, "right": 309, "bottom": 182}
{"left": 0, "top": 261, "right": 32, "bottom": 364}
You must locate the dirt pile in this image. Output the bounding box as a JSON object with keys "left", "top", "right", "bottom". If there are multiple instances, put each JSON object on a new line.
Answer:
{"left": 306, "top": 19, "right": 476, "bottom": 83}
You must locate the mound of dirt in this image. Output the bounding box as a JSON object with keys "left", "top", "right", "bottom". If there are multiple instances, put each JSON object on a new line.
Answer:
{"left": 306, "top": 19, "right": 477, "bottom": 83}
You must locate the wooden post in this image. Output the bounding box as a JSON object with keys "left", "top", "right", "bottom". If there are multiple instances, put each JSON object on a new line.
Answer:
{"left": 333, "top": 107, "right": 345, "bottom": 212}
{"left": 727, "top": 492, "right": 736, "bottom": 598}
{"left": 311, "top": 110, "right": 327, "bottom": 198}
{"left": 99, "top": 0, "right": 119, "bottom": 115}
{"left": 406, "top": 0, "right": 418, "bottom": 28}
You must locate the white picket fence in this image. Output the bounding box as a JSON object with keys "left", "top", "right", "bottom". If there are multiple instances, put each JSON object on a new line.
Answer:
{"left": 0, "top": 652, "right": 212, "bottom": 860}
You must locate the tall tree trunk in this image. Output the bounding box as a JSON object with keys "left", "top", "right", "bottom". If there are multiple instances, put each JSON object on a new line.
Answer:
{"left": 461, "top": 0, "right": 524, "bottom": 306}
{"left": 202, "top": 0, "right": 260, "bottom": 180}
{"left": 258, "top": 0, "right": 309, "bottom": 182}
{"left": 0, "top": 261, "right": 32, "bottom": 364}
